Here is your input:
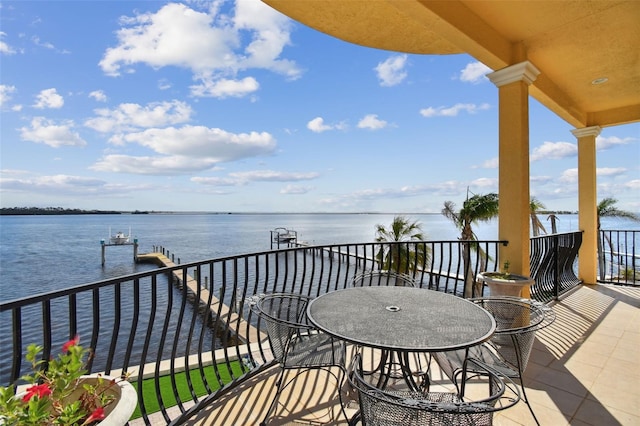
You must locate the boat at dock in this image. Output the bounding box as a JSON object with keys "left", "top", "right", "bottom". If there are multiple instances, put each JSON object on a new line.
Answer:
{"left": 109, "top": 227, "right": 131, "bottom": 245}
{"left": 272, "top": 227, "right": 297, "bottom": 243}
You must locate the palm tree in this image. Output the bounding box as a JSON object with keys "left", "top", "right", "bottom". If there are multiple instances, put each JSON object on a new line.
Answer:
{"left": 530, "top": 197, "right": 547, "bottom": 237}
{"left": 442, "top": 192, "right": 499, "bottom": 298}
{"left": 374, "top": 215, "right": 430, "bottom": 276}
{"left": 597, "top": 198, "right": 640, "bottom": 281}
{"left": 547, "top": 214, "right": 559, "bottom": 234}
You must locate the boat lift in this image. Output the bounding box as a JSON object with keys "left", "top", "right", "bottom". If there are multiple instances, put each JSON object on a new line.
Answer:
{"left": 270, "top": 227, "right": 297, "bottom": 249}
{"left": 101, "top": 227, "right": 138, "bottom": 266}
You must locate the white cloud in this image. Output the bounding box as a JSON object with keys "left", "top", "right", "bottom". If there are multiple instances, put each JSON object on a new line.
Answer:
{"left": 114, "top": 125, "right": 276, "bottom": 161}
{"left": 280, "top": 185, "right": 313, "bottom": 194}
{"left": 470, "top": 177, "right": 498, "bottom": 189}
{"left": 596, "top": 135, "right": 635, "bottom": 150}
{"left": 559, "top": 168, "right": 578, "bottom": 183}
{"left": 307, "top": 117, "right": 331, "bottom": 133}
{"left": 0, "top": 84, "right": 16, "bottom": 107}
{"left": 190, "top": 76, "right": 259, "bottom": 98}
{"left": 0, "top": 31, "right": 16, "bottom": 55}
{"left": 357, "top": 114, "right": 387, "bottom": 130}
{"left": 19, "top": 117, "right": 87, "bottom": 148}
{"left": 307, "top": 117, "right": 347, "bottom": 133}
{"left": 531, "top": 175, "right": 554, "bottom": 184}
{"left": 420, "top": 103, "right": 490, "bottom": 117}
{"left": 99, "top": 1, "right": 300, "bottom": 98}
{"left": 597, "top": 167, "right": 627, "bottom": 177}
{"left": 192, "top": 170, "right": 319, "bottom": 187}
{"left": 374, "top": 54, "right": 408, "bottom": 87}
{"left": 319, "top": 179, "right": 498, "bottom": 208}
{"left": 531, "top": 141, "right": 577, "bottom": 161}
{"left": 459, "top": 61, "right": 491, "bottom": 83}
{"left": 0, "top": 174, "right": 150, "bottom": 195}
{"left": 31, "top": 35, "right": 55, "bottom": 50}
{"left": 625, "top": 179, "right": 640, "bottom": 190}
{"left": 33, "top": 88, "right": 64, "bottom": 109}
{"left": 531, "top": 136, "right": 634, "bottom": 163}
{"left": 229, "top": 170, "right": 319, "bottom": 182}
{"left": 158, "top": 79, "right": 172, "bottom": 90}
{"left": 91, "top": 154, "right": 218, "bottom": 175}
{"left": 473, "top": 157, "right": 498, "bottom": 169}
{"left": 84, "top": 100, "right": 193, "bottom": 133}
{"left": 89, "top": 90, "right": 107, "bottom": 102}
{"left": 232, "top": 0, "right": 301, "bottom": 79}
{"left": 191, "top": 176, "right": 240, "bottom": 186}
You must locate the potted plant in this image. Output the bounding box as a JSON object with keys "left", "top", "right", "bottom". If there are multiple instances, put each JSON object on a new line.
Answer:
{"left": 477, "top": 261, "right": 534, "bottom": 297}
{"left": 0, "top": 336, "right": 137, "bottom": 426}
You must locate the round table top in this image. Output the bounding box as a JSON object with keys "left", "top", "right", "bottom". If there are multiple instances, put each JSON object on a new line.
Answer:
{"left": 307, "top": 286, "right": 496, "bottom": 352}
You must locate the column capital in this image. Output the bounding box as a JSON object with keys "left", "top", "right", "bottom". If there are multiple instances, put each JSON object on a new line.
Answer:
{"left": 571, "top": 126, "right": 602, "bottom": 138}
{"left": 487, "top": 61, "right": 540, "bottom": 87}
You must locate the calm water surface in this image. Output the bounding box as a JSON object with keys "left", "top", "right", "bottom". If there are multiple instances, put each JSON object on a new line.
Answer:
{"left": 0, "top": 212, "right": 631, "bottom": 301}
{"left": 1, "top": 212, "right": 637, "bottom": 383}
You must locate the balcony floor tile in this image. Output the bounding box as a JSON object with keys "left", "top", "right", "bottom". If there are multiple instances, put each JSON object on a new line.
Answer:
{"left": 175, "top": 284, "right": 640, "bottom": 426}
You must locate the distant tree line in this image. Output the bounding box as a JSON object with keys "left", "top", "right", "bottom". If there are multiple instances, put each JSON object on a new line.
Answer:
{"left": 0, "top": 207, "right": 123, "bottom": 215}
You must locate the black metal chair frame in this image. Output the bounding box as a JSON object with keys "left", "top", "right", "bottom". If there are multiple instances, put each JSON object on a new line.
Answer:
{"left": 252, "top": 292, "right": 348, "bottom": 425}
{"left": 349, "top": 352, "right": 520, "bottom": 425}
{"left": 350, "top": 270, "right": 418, "bottom": 287}
{"left": 433, "top": 296, "right": 555, "bottom": 425}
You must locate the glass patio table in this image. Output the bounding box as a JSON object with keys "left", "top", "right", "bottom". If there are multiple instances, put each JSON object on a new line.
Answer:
{"left": 307, "top": 286, "right": 496, "bottom": 390}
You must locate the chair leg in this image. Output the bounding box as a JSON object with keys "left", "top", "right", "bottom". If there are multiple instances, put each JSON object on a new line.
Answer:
{"left": 336, "top": 366, "right": 351, "bottom": 424}
{"left": 263, "top": 366, "right": 350, "bottom": 425}
{"left": 519, "top": 381, "right": 541, "bottom": 426}
{"left": 261, "top": 367, "right": 286, "bottom": 426}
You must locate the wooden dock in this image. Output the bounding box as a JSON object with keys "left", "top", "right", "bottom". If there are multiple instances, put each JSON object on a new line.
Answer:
{"left": 136, "top": 252, "right": 264, "bottom": 344}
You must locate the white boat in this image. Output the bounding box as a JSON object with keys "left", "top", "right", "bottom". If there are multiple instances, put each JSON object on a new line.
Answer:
{"left": 272, "top": 227, "right": 297, "bottom": 243}
{"left": 109, "top": 227, "right": 130, "bottom": 245}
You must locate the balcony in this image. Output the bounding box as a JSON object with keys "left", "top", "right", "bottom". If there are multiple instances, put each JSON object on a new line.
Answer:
{"left": 1, "top": 234, "right": 637, "bottom": 425}
{"left": 150, "top": 283, "right": 640, "bottom": 425}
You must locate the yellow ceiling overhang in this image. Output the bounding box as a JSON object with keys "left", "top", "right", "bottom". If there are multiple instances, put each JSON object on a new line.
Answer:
{"left": 263, "top": 0, "right": 640, "bottom": 128}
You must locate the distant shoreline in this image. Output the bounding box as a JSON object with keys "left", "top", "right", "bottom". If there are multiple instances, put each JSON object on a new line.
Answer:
{"left": 0, "top": 207, "right": 579, "bottom": 216}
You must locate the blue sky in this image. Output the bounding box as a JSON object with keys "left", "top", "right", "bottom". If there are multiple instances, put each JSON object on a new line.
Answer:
{"left": 1, "top": 0, "right": 638, "bottom": 213}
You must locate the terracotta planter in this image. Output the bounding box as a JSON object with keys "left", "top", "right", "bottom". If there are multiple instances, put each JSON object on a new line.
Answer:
{"left": 477, "top": 272, "right": 534, "bottom": 297}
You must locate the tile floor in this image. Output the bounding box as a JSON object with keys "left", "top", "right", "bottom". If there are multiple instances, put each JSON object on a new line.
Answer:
{"left": 141, "top": 284, "right": 640, "bottom": 425}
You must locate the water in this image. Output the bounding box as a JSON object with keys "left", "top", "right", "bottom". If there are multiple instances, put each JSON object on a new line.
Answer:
{"left": 0, "top": 212, "right": 637, "bottom": 383}
{"left": 0, "top": 212, "right": 635, "bottom": 301}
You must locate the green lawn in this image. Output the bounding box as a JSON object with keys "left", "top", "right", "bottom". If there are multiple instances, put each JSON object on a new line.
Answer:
{"left": 130, "top": 361, "right": 244, "bottom": 419}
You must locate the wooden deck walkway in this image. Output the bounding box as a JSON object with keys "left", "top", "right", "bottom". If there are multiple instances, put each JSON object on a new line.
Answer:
{"left": 136, "top": 252, "right": 263, "bottom": 344}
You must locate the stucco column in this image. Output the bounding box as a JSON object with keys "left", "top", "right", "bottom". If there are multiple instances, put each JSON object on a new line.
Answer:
{"left": 487, "top": 62, "right": 540, "bottom": 296}
{"left": 572, "top": 126, "right": 601, "bottom": 285}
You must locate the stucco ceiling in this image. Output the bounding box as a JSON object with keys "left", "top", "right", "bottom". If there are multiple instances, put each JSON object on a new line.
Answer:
{"left": 263, "top": 0, "right": 640, "bottom": 128}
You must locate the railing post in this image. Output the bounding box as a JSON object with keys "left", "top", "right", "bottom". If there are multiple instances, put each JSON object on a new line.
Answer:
{"left": 553, "top": 234, "right": 560, "bottom": 300}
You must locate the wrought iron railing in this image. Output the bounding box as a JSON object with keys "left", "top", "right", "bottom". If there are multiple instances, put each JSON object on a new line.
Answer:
{"left": 598, "top": 230, "right": 639, "bottom": 285}
{"left": 1, "top": 235, "right": 588, "bottom": 424}
{"left": 530, "top": 231, "right": 583, "bottom": 302}
{"left": 1, "top": 240, "right": 508, "bottom": 424}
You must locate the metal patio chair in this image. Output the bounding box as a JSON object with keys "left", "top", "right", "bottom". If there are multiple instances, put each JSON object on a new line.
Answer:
{"left": 348, "top": 352, "right": 520, "bottom": 425}
{"left": 433, "top": 296, "right": 555, "bottom": 425}
{"left": 252, "top": 293, "right": 347, "bottom": 425}
{"left": 351, "top": 270, "right": 417, "bottom": 287}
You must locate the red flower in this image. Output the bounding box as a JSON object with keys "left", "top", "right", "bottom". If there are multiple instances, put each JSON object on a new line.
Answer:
{"left": 62, "top": 335, "right": 80, "bottom": 353}
{"left": 22, "top": 383, "right": 52, "bottom": 402}
{"left": 83, "top": 407, "right": 105, "bottom": 424}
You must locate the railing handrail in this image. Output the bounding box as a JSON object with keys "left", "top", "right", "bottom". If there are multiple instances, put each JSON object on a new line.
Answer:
{"left": 598, "top": 229, "right": 639, "bottom": 285}
{"left": 0, "top": 239, "right": 506, "bottom": 310}
{"left": 0, "top": 237, "right": 588, "bottom": 425}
